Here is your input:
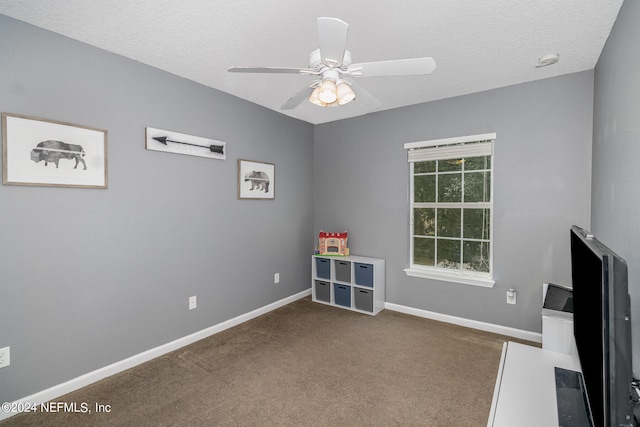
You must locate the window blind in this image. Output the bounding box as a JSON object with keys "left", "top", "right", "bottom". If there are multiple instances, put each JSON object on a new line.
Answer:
{"left": 407, "top": 142, "right": 492, "bottom": 163}
{"left": 404, "top": 133, "right": 495, "bottom": 163}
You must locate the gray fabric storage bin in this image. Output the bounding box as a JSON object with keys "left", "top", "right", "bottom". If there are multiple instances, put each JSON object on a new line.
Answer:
{"left": 335, "top": 260, "right": 351, "bottom": 282}
{"left": 354, "top": 288, "right": 373, "bottom": 312}
{"left": 315, "top": 280, "right": 331, "bottom": 302}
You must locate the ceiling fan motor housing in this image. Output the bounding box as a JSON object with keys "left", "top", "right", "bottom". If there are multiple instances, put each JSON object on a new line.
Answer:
{"left": 309, "top": 49, "right": 352, "bottom": 73}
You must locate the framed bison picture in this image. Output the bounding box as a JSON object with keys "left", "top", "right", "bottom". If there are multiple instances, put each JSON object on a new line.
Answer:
{"left": 238, "top": 159, "right": 275, "bottom": 200}
{"left": 2, "top": 113, "right": 108, "bottom": 189}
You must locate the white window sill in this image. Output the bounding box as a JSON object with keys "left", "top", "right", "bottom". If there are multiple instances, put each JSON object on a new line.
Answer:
{"left": 404, "top": 266, "right": 495, "bottom": 288}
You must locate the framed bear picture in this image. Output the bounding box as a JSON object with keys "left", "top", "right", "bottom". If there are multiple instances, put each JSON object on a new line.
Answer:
{"left": 2, "top": 113, "right": 108, "bottom": 189}
{"left": 237, "top": 159, "right": 275, "bottom": 200}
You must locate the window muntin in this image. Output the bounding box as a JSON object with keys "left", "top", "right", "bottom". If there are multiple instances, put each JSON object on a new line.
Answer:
{"left": 405, "top": 135, "right": 494, "bottom": 285}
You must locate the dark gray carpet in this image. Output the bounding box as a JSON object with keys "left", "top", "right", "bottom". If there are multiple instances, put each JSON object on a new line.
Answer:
{"left": 2, "top": 297, "right": 526, "bottom": 426}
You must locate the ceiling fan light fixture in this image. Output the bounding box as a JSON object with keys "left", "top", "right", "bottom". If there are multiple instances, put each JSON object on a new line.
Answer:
{"left": 336, "top": 81, "right": 355, "bottom": 105}
{"left": 308, "top": 86, "right": 325, "bottom": 106}
{"left": 318, "top": 79, "right": 338, "bottom": 104}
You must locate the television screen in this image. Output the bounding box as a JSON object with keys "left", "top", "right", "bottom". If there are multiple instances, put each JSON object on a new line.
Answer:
{"left": 570, "top": 226, "right": 633, "bottom": 427}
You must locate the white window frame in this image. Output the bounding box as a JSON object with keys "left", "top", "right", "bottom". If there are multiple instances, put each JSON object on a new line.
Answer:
{"left": 404, "top": 133, "right": 496, "bottom": 287}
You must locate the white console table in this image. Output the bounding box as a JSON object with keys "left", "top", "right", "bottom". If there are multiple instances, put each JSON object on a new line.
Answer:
{"left": 487, "top": 341, "right": 582, "bottom": 427}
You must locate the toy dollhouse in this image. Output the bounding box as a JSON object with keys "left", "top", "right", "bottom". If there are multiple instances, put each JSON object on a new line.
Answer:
{"left": 318, "top": 231, "right": 349, "bottom": 256}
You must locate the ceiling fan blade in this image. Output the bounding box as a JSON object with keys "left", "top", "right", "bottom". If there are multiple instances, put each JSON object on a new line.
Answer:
{"left": 317, "top": 17, "right": 348, "bottom": 67}
{"left": 281, "top": 86, "right": 315, "bottom": 110}
{"left": 349, "top": 82, "right": 381, "bottom": 111}
{"left": 348, "top": 57, "right": 436, "bottom": 77}
{"left": 228, "top": 66, "right": 316, "bottom": 75}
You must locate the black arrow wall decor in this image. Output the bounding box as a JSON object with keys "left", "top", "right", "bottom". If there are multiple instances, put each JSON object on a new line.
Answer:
{"left": 152, "top": 136, "right": 224, "bottom": 154}
{"left": 145, "top": 127, "right": 226, "bottom": 160}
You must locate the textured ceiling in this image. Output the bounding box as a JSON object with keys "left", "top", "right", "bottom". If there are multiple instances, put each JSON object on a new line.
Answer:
{"left": 0, "top": 0, "right": 624, "bottom": 124}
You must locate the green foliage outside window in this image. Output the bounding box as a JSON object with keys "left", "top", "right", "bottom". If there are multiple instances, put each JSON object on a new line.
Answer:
{"left": 412, "top": 155, "right": 491, "bottom": 273}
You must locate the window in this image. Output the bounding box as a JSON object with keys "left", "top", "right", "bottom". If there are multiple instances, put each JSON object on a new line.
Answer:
{"left": 404, "top": 133, "right": 495, "bottom": 287}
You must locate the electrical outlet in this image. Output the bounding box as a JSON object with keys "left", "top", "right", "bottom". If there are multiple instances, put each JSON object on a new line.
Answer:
{"left": 0, "top": 346, "right": 10, "bottom": 368}
{"left": 274, "top": 273, "right": 280, "bottom": 284}
{"left": 506, "top": 289, "right": 517, "bottom": 305}
{"left": 189, "top": 296, "right": 197, "bottom": 310}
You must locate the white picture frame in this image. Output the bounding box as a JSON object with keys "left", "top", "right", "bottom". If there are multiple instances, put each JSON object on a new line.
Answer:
{"left": 2, "top": 113, "right": 108, "bottom": 189}
{"left": 237, "top": 159, "right": 275, "bottom": 200}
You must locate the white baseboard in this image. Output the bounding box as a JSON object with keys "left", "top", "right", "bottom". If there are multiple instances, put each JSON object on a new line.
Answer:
{"left": 0, "top": 289, "right": 311, "bottom": 422}
{"left": 384, "top": 302, "right": 542, "bottom": 343}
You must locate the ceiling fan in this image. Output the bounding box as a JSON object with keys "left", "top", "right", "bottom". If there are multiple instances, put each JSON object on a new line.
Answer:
{"left": 228, "top": 17, "right": 436, "bottom": 111}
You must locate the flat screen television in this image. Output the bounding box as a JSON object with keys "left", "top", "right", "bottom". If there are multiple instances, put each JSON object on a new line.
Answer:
{"left": 570, "top": 225, "right": 634, "bottom": 427}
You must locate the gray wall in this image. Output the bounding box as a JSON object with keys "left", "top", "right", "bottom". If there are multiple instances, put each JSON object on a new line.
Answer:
{"left": 0, "top": 15, "right": 314, "bottom": 403}
{"left": 593, "top": 0, "right": 640, "bottom": 375}
{"left": 314, "top": 71, "right": 594, "bottom": 332}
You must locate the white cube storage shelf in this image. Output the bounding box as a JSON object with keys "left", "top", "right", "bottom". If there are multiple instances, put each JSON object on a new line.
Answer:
{"left": 312, "top": 255, "right": 385, "bottom": 315}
